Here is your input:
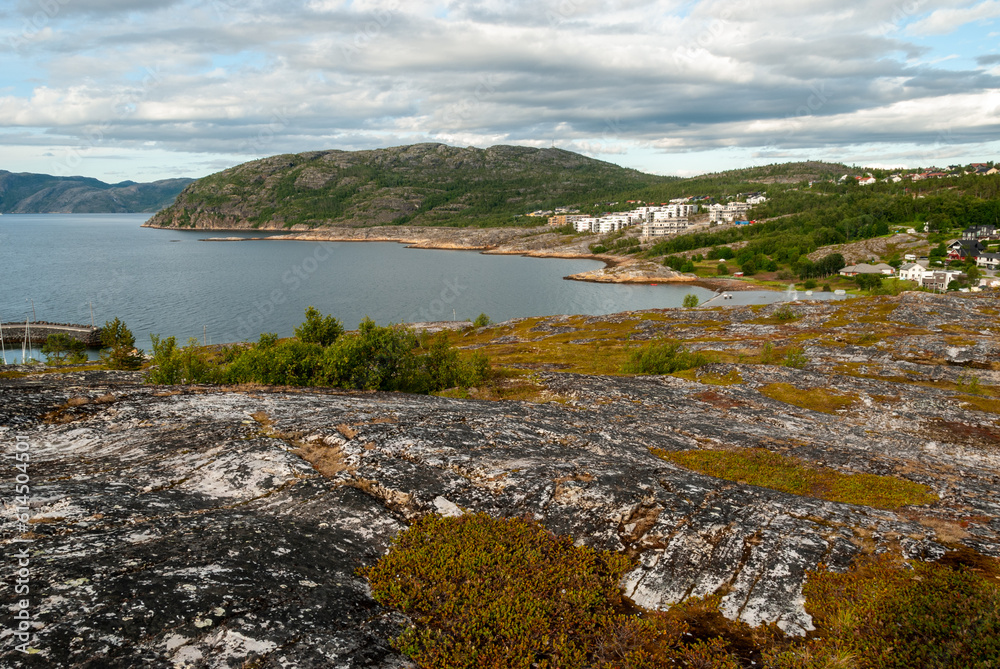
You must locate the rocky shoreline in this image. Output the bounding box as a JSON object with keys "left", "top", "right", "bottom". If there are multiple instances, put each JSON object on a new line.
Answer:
{"left": 2, "top": 292, "right": 999, "bottom": 667}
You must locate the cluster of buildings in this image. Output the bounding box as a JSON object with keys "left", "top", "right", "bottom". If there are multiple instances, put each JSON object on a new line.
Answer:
{"left": 842, "top": 163, "right": 998, "bottom": 185}
{"left": 545, "top": 193, "right": 767, "bottom": 237}
{"left": 838, "top": 224, "right": 1000, "bottom": 291}
{"left": 548, "top": 203, "right": 701, "bottom": 236}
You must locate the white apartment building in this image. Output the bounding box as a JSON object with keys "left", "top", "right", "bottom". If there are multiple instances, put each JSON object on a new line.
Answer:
{"left": 708, "top": 202, "right": 752, "bottom": 222}
{"left": 642, "top": 219, "right": 691, "bottom": 237}
{"left": 573, "top": 217, "right": 600, "bottom": 233}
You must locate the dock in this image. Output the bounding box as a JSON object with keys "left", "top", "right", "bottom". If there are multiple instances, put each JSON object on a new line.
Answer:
{"left": 0, "top": 321, "right": 103, "bottom": 347}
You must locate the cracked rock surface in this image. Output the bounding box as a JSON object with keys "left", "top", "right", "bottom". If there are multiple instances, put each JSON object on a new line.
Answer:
{"left": 2, "top": 293, "right": 1000, "bottom": 666}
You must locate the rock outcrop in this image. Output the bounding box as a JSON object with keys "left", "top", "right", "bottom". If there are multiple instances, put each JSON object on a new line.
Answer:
{"left": 2, "top": 291, "right": 999, "bottom": 667}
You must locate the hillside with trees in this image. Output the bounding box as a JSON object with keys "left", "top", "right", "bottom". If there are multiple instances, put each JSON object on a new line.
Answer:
{"left": 0, "top": 171, "right": 193, "bottom": 213}
{"left": 146, "top": 143, "right": 676, "bottom": 230}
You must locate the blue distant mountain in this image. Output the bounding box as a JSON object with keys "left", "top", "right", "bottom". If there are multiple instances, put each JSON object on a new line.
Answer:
{"left": 0, "top": 170, "right": 194, "bottom": 213}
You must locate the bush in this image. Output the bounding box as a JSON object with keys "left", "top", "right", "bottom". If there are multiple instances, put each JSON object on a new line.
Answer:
{"left": 41, "top": 333, "right": 87, "bottom": 365}
{"left": 622, "top": 339, "right": 710, "bottom": 375}
{"left": 773, "top": 304, "right": 797, "bottom": 321}
{"left": 803, "top": 279, "right": 817, "bottom": 290}
{"left": 473, "top": 313, "right": 491, "bottom": 327}
{"left": 318, "top": 318, "right": 420, "bottom": 391}
{"left": 226, "top": 338, "right": 325, "bottom": 386}
{"left": 784, "top": 347, "right": 808, "bottom": 369}
{"left": 717, "top": 263, "right": 730, "bottom": 276}
{"left": 792, "top": 553, "right": 1000, "bottom": 669}
{"left": 363, "top": 514, "right": 745, "bottom": 669}
{"left": 99, "top": 318, "right": 143, "bottom": 370}
{"left": 294, "top": 306, "right": 344, "bottom": 346}
{"left": 682, "top": 293, "right": 700, "bottom": 308}
{"left": 147, "top": 335, "right": 221, "bottom": 384}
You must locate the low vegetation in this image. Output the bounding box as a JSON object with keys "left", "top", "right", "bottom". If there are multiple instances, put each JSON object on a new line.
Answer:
{"left": 147, "top": 308, "right": 491, "bottom": 393}
{"left": 759, "top": 382, "right": 857, "bottom": 414}
{"left": 621, "top": 338, "right": 711, "bottom": 375}
{"left": 651, "top": 447, "right": 938, "bottom": 510}
{"left": 364, "top": 514, "right": 998, "bottom": 669}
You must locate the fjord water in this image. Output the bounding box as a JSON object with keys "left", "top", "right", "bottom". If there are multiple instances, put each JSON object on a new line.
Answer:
{"left": 1, "top": 214, "right": 821, "bottom": 354}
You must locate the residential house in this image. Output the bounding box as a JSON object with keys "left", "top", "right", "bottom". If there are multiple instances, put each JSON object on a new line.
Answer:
{"left": 708, "top": 201, "right": 752, "bottom": 223}
{"left": 642, "top": 219, "right": 691, "bottom": 237}
{"left": 948, "top": 239, "right": 984, "bottom": 259}
{"left": 962, "top": 224, "right": 998, "bottom": 241}
{"left": 898, "top": 263, "right": 930, "bottom": 282}
{"left": 922, "top": 271, "right": 964, "bottom": 292}
{"left": 858, "top": 177, "right": 876, "bottom": 186}
{"left": 839, "top": 263, "right": 896, "bottom": 277}
{"left": 976, "top": 253, "right": 1000, "bottom": 271}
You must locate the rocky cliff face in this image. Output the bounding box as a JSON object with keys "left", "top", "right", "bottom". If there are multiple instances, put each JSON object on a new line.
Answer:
{"left": 2, "top": 292, "right": 999, "bottom": 667}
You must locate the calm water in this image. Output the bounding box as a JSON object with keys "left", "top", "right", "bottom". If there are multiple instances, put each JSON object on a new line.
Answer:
{"left": 1, "top": 214, "right": 843, "bottom": 360}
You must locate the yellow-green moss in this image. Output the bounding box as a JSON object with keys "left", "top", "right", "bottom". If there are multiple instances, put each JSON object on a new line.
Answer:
{"left": 759, "top": 382, "right": 858, "bottom": 414}
{"left": 651, "top": 447, "right": 938, "bottom": 510}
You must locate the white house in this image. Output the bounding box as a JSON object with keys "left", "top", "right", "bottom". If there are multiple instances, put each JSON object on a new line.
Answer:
{"left": 709, "top": 201, "right": 752, "bottom": 223}
{"left": 899, "top": 263, "right": 930, "bottom": 282}
{"left": 976, "top": 253, "right": 1000, "bottom": 270}
{"left": 573, "top": 217, "right": 600, "bottom": 233}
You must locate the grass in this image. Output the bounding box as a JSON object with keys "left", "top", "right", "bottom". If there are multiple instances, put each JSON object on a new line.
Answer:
{"left": 651, "top": 447, "right": 939, "bottom": 510}
{"left": 759, "top": 383, "right": 858, "bottom": 414}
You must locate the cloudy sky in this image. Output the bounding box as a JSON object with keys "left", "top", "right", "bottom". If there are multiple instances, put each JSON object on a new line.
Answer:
{"left": 1, "top": 0, "right": 999, "bottom": 182}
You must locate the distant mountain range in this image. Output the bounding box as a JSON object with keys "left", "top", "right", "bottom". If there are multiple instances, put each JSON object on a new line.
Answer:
{"left": 0, "top": 170, "right": 194, "bottom": 213}
{"left": 145, "top": 143, "right": 676, "bottom": 230}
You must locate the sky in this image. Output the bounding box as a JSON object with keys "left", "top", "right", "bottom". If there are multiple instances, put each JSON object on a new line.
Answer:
{"left": 1, "top": 0, "right": 999, "bottom": 183}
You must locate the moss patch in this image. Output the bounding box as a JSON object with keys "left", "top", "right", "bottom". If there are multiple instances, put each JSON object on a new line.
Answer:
{"left": 759, "top": 382, "right": 858, "bottom": 414}
{"left": 651, "top": 447, "right": 938, "bottom": 510}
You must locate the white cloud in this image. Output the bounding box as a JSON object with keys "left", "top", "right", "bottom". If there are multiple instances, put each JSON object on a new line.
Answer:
{"left": 909, "top": 0, "right": 1000, "bottom": 35}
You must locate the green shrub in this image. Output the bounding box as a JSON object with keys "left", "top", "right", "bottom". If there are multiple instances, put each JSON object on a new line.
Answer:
{"left": 473, "top": 313, "right": 491, "bottom": 328}
{"left": 41, "top": 333, "right": 87, "bottom": 365}
{"left": 803, "top": 279, "right": 817, "bottom": 290}
{"left": 773, "top": 304, "right": 797, "bottom": 321}
{"left": 226, "top": 338, "right": 325, "bottom": 386}
{"left": 362, "top": 514, "right": 744, "bottom": 669}
{"left": 717, "top": 263, "right": 729, "bottom": 276}
{"left": 622, "top": 339, "right": 710, "bottom": 375}
{"left": 784, "top": 347, "right": 808, "bottom": 369}
{"left": 682, "top": 293, "right": 700, "bottom": 308}
{"left": 317, "top": 318, "right": 419, "bottom": 390}
{"left": 147, "top": 335, "right": 221, "bottom": 384}
{"left": 100, "top": 318, "right": 143, "bottom": 370}
{"left": 294, "top": 306, "right": 344, "bottom": 346}
{"left": 788, "top": 553, "right": 1000, "bottom": 669}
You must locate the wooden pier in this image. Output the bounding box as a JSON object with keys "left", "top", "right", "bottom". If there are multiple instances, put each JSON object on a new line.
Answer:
{"left": 0, "top": 322, "right": 103, "bottom": 347}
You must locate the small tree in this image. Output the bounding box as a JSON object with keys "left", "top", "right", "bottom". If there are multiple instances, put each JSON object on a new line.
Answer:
{"left": 100, "top": 318, "right": 143, "bottom": 370}
{"left": 41, "top": 333, "right": 87, "bottom": 365}
{"left": 473, "top": 313, "right": 491, "bottom": 328}
{"left": 855, "top": 274, "right": 884, "bottom": 292}
{"left": 682, "top": 294, "right": 700, "bottom": 308}
{"left": 717, "top": 263, "right": 729, "bottom": 276}
{"left": 294, "top": 306, "right": 344, "bottom": 347}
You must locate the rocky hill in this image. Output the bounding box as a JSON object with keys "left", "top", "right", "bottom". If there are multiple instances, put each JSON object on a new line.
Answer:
{"left": 144, "top": 143, "right": 673, "bottom": 230}
{"left": 1, "top": 291, "right": 999, "bottom": 666}
{"left": 0, "top": 171, "right": 193, "bottom": 213}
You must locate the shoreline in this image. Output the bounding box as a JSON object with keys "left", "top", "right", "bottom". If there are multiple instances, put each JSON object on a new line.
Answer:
{"left": 163, "top": 223, "right": 783, "bottom": 290}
